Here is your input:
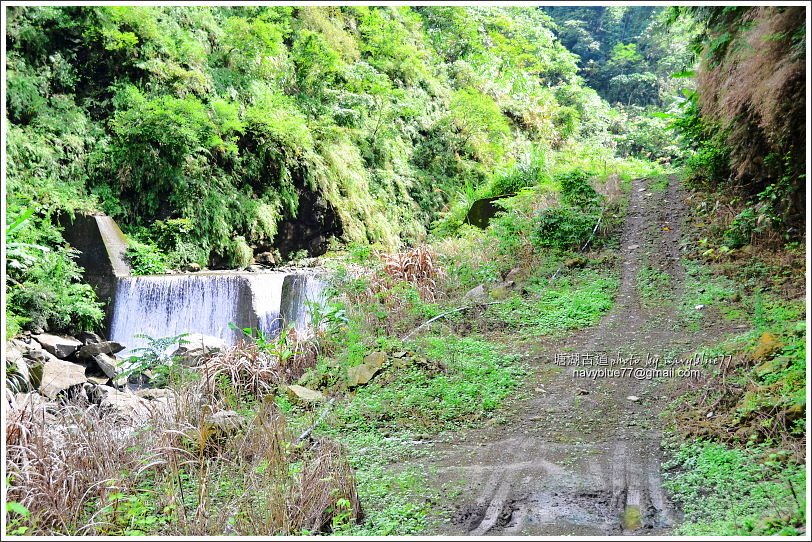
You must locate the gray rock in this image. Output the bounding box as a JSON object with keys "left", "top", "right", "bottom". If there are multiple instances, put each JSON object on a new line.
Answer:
{"left": 205, "top": 410, "right": 245, "bottom": 432}
{"left": 97, "top": 387, "right": 152, "bottom": 421}
{"left": 463, "top": 284, "right": 489, "bottom": 303}
{"left": 6, "top": 348, "right": 32, "bottom": 392}
{"left": 38, "top": 358, "right": 87, "bottom": 399}
{"left": 34, "top": 333, "right": 82, "bottom": 359}
{"left": 184, "top": 262, "right": 202, "bottom": 272}
{"left": 91, "top": 352, "right": 123, "bottom": 379}
{"left": 287, "top": 384, "right": 326, "bottom": 403}
{"left": 77, "top": 341, "right": 125, "bottom": 359}
{"left": 347, "top": 363, "right": 380, "bottom": 387}
{"left": 172, "top": 333, "right": 227, "bottom": 366}
{"left": 76, "top": 331, "right": 103, "bottom": 345}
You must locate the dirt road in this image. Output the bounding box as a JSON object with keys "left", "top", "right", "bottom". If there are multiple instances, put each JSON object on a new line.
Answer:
{"left": 425, "top": 175, "right": 718, "bottom": 535}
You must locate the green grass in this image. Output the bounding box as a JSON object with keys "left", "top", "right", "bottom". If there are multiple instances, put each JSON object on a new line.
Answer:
{"left": 333, "top": 336, "right": 526, "bottom": 432}
{"left": 636, "top": 265, "right": 672, "bottom": 307}
{"left": 663, "top": 440, "right": 806, "bottom": 535}
{"left": 321, "top": 431, "right": 438, "bottom": 535}
{"left": 307, "top": 334, "right": 526, "bottom": 535}
{"left": 679, "top": 259, "right": 737, "bottom": 330}
{"left": 648, "top": 174, "right": 669, "bottom": 192}
{"left": 488, "top": 268, "right": 618, "bottom": 336}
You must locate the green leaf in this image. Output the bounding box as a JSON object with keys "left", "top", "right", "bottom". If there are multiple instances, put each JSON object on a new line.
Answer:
{"left": 670, "top": 69, "right": 695, "bottom": 79}
{"left": 6, "top": 501, "right": 30, "bottom": 517}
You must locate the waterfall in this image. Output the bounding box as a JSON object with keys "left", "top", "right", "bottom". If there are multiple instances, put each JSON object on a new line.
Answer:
{"left": 280, "top": 274, "right": 328, "bottom": 334}
{"left": 109, "top": 271, "right": 325, "bottom": 353}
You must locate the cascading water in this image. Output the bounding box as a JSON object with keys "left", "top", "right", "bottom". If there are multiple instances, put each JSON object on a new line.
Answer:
{"left": 109, "top": 271, "right": 326, "bottom": 353}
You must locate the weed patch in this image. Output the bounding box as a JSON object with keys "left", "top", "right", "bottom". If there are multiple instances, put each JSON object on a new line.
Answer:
{"left": 663, "top": 440, "right": 805, "bottom": 535}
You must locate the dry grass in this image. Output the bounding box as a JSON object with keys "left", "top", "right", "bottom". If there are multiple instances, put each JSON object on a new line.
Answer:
{"left": 6, "top": 348, "right": 358, "bottom": 536}
{"left": 380, "top": 245, "right": 445, "bottom": 302}
{"left": 200, "top": 337, "right": 318, "bottom": 399}
{"left": 697, "top": 6, "right": 805, "bottom": 219}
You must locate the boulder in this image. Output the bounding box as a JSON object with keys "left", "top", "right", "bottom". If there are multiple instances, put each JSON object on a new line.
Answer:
{"left": 205, "top": 410, "right": 245, "bottom": 433}
{"left": 38, "top": 358, "right": 87, "bottom": 399}
{"left": 363, "top": 351, "right": 387, "bottom": 369}
{"left": 10, "top": 392, "right": 54, "bottom": 412}
{"left": 97, "top": 387, "right": 152, "bottom": 420}
{"left": 76, "top": 341, "right": 125, "bottom": 359}
{"left": 749, "top": 332, "right": 782, "bottom": 363}
{"left": 464, "top": 284, "right": 489, "bottom": 303}
{"left": 255, "top": 251, "right": 277, "bottom": 266}
{"left": 488, "top": 280, "right": 515, "bottom": 300}
{"left": 34, "top": 333, "right": 82, "bottom": 359}
{"left": 347, "top": 363, "right": 380, "bottom": 387}
{"left": 287, "top": 384, "right": 326, "bottom": 403}
{"left": 91, "top": 352, "right": 123, "bottom": 379}
{"left": 76, "top": 331, "right": 103, "bottom": 345}
{"left": 172, "top": 333, "right": 227, "bottom": 367}
{"left": 6, "top": 348, "right": 32, "bottom": 392}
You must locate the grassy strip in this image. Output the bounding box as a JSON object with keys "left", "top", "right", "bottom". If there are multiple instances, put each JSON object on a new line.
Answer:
{"left": 488, "top": 267, "right": 618, "bottom": 337}
{"left": 663, "top": 440, "right": 806, "bottom": 535}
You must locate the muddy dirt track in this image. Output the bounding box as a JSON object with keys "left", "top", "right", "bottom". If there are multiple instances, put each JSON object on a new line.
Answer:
{"left": 423, "top": 176, "right": 729, "bottom": 536}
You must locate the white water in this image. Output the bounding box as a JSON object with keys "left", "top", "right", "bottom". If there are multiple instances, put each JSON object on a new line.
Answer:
{"left": 246, "top": 273, "right": 287, "bottom": 336}
{"left": 109, "top": 271, "right": 325, "bottom": 353}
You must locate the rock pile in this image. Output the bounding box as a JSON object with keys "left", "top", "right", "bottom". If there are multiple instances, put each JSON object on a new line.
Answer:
{"left": 6, "top": 332, "right": 165, "bottom": 424}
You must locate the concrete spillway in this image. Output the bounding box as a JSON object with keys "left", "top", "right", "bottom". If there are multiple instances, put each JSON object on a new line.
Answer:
{"left": 109, "top": 272, "right": 326, "bottom": 352}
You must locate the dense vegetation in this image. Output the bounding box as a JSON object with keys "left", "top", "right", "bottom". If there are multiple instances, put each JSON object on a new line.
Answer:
{"left": 3, "top": 4, "right": 807, "bottom": 538}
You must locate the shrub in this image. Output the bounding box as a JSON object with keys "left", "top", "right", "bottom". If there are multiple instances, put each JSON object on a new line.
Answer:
{"left": 5, "top": 208, "right": 104, "bottom": 334}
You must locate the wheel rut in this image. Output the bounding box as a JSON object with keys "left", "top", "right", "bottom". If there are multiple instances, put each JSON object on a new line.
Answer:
{"left": 426, "top": 175, "right": 717, "bottom": 536}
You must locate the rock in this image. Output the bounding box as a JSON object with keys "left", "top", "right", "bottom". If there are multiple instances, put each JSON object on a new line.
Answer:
{"left": 627, "top": 395, "right": 641, "bottom": 402}
{"left": 91, "top": 352, "right": 123, "bottom": 379}
{"left": 76, "top": 331, "right": 103, "bottom": 345}
{"left": 184, "top": 263, "right": 201, "bottom": 272}
{"left": 575, "top": 387, "right": 590, "bottom": 395}
{"left": 246, "top": 265, "right": 263, "bottom": 273}
{"left": 489, "top": 280, "right": 515, "bottom": 300}
{"left": 694, "top": 304, "right": 705, "bottom": 311}
{"left": 347, "top": 363, "right": 381, "bottom": 387}
{"left": 205, "top": 410, "right": 245, "bottom": 432}
{"left": 97, "top": 387, "right": 152, "bottom": 420}
{"left": 38, "top": 358, "right": 87, "bottom": 399}
{"left": 10, "top": 392, "right": 53, "bottom": 412}
{"left": 76, "top": 341, "right": 125, "bottom": 359}
{"left": 627, "top": 244, "right": 640, "bottom": 250}
{"left": 392, "top": 351, "right": 408, "bottom": 359}
{"left": 505, "top": 267, "right": 524, "bottom": 282}
{"left": 464, "top": 284, "right": 489, "bottom": 303}
{"left": 363, "top": 351, "right": 387, "bottom": 369}
{"left": 255, "top": 251, "right": 276, "bottom": 266}
{"left": 172, "top": 333, "right": 227, "bottom": 367}
{"left": 749, "top": 332, "right": 781, "bottom": 363}
{"left": 34, "top": 333, "right": 82, "bottom": 359}
{"left": 87, "top": 375, "right": 110, "bottom": 386}
{"left": 287, "top": 384, "right": 325, "bottom": 403}
{"left": 6, "top": 349, "right": 32, "bottom": 392}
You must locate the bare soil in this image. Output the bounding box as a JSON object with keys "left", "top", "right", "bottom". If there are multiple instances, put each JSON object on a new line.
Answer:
{"left": 419, "top": 176, "right": 734, "bottom": 535}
